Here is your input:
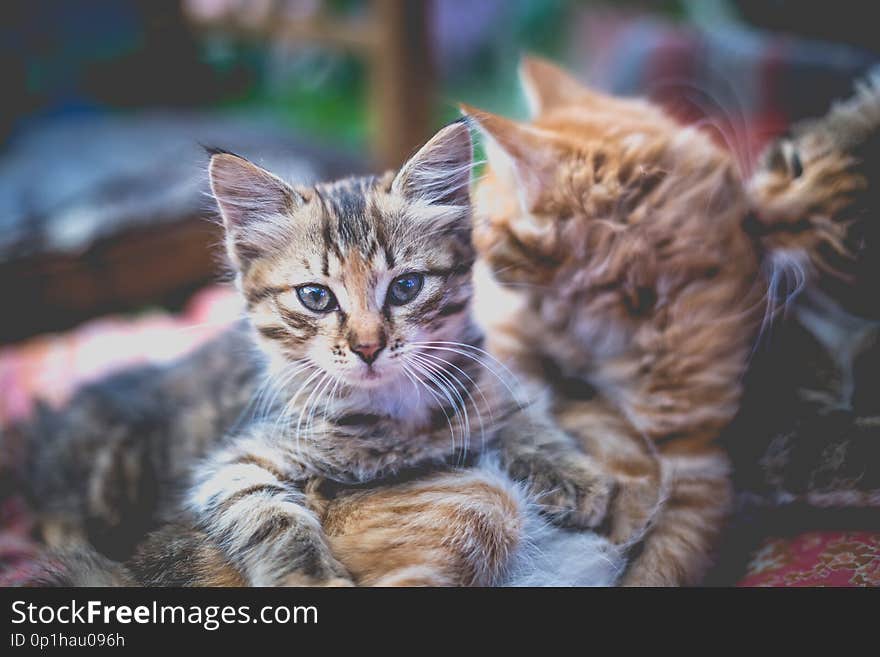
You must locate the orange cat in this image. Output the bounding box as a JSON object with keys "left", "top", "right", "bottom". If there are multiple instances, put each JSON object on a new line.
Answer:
{"left": 464, "top": 57, "right": 766, "bottom": 585}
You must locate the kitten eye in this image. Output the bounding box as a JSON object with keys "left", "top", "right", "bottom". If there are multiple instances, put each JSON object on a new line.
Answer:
{"left": 387, "top": 273, "right": 424, "bottom": 306}
{"left": 296, "top": 284, "right": 337, "bottom": 313}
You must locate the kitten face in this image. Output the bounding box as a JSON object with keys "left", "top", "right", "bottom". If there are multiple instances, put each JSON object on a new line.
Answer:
{"left": 747, "top": 73, "right": 880, "bottom": 319}
{"left": 463, "top": 56, "right": 755, "bottom": 371}
{"left": 209, "top": 123, "right": 475, "bottom": 390}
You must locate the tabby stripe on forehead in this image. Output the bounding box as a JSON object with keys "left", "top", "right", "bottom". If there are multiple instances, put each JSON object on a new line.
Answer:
{"left": 320, "top": 213, "right": 343, "bottom": 277}
{"left": 372, "top": 205, "right": 395, "bottom": 268}
{"left": 332, "top": 185, "right": 369, "bottom": 248}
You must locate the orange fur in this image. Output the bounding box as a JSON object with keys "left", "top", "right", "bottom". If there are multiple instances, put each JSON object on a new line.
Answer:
{"left": 465, "top": 56, "right": 765, "bottom": 585}
{"left": 317, "top": 469, "right": 526, "bottom": 586}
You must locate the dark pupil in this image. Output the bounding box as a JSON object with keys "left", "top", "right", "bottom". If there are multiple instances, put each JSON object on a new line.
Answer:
{"left": 298, "top": 285, "right": 333, "bottom": 311}
{"left": 390, "top": 274, "right": 422, "bottom": 304}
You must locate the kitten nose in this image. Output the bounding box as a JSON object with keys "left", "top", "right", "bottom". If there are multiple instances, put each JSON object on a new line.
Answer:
{"left": 350, "top": 340, "right": 385, "bottom": 365}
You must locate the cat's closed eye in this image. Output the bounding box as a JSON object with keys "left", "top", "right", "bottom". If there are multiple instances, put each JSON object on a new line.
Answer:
{"left": 296, "top": 284, "right": 338, "bottom": 312}
{"left": 387, "top": 273, "right": 424, "bottom": 306}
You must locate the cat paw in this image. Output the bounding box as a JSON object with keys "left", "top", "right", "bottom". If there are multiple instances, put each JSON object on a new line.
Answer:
{"left": 534, "top": 457, "right": 617, "bottom": 529}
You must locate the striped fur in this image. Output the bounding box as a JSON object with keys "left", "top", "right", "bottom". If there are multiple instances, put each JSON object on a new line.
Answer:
{"left": 131, "top": 122, "right": 616, "bottom": 587}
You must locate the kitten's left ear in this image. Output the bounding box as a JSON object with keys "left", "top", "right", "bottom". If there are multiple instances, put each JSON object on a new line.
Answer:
{"left": 519, "top": 55, "right": 594, "bottom": 117}
{"left": 391, "top": 121, "right": 473, "bottom": 207}
{"left": 460, "top": 104, "right": 561, "bottom": 212}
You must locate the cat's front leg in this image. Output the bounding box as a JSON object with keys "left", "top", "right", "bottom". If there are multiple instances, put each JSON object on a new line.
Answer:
{"left": 497, "top": 409, "right": 617, "bottom": 529}
{"left": 188, "top": 438, "right": 353, "bottom": 587}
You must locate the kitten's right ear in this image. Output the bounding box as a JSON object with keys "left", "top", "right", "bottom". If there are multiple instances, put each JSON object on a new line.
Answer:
{"left": 391, "top": 121, "right": 473, "bottom": 207}
{"left": 208, "top": 153, "right": 303, "bottom": 269}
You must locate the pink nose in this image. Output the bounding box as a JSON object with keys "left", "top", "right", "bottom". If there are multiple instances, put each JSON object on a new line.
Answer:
{"left": 350, "top": 341, "right": 384, "bottom": 365}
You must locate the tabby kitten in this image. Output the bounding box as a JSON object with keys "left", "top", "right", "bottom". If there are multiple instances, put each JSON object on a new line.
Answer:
{"left": 730, "top": 70, "right": 880, "bottom": 510}
{"left": 81, "top": 121, "right": 614, "bottom": 587}
{"left": 463, "top": 57, "right": 767, "bottom": 585}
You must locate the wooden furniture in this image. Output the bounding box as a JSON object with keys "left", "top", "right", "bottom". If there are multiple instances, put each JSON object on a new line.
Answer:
{"left": 187, "top": 0, "right": 436, "bottom": 169}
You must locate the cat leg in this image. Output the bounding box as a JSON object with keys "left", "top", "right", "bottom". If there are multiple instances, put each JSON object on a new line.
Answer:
{"left": 495, "top": 401, "right": 618, "bottom": 530}
{"left": 188, "top": 434, "right": 353, "bottom": 587}
{"left": 554, "top": 397, "right": 732, "bottom": 586}
{"left": 553, "top": 397, "right": 665, "bottom": 545}
{"left": 320, "top": 467, "right": 528, "bottom": 586}
{"left": 619, "top": 447, "right": 732, "bottom": 586}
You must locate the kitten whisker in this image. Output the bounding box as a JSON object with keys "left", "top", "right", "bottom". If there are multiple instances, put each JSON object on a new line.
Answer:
{"left": 411, "top": 350, "right": 491, "bottom": 454}
{"left": 408, "top": 352, "right": 476, "bottom": 460}
{"left": 296, "top": 372, "right": 331, "bottom": 445}
{"left": 252, "top": 359, "right": 314, "bottom": 422}
{"left": 276, "top": 366, "right": 323, "bottom": 456}
{"left": 406, "top": 358, "right": 466, "bottom": 455}
{"left": 410, "top": 341, "right": 528, "bottom": 409}
{"left": 401, "top": 360, "right": 459, "bottom": 455}
{"left": 301, "top": 372, "right": 333, "bottom": 444}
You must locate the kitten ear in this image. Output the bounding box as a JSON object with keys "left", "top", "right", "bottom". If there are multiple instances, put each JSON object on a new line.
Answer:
{"left": 460, "top": 104, "right": 560, "bottom": 212}
{"left": 391, "top": 121, "right": 473, "bottom": 207}
{"left": 519, "top": 55, "right": 593, "bottom": 117}
{"left": 208, "top": 152, "right": 303, "bottom": 269}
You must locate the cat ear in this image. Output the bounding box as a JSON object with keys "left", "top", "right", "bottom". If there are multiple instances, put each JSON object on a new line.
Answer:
{"left": 391, "top": 121, "right": 473, "bottom": 207}
{"left": 208, "top": 152, "right": 303, "bottom": 269}
{"left": 519, "top": 55, "right": 592, "bottom": 117}
{"left": 460, "top": 104, "right": 560, "bottom": 212}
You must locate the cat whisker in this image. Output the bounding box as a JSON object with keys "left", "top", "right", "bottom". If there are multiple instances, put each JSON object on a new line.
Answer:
{"left": 296, "top": 371, "right": 331, "bottom": 445}
{"left": 646, "top": 77, "right": 757, "bottom": 177}
{"left": 301, "top": 373, "right": 331, "bottom": 446}
{"left": 323, "top": 373, "right": 344, "bottom": 425}
{"left": 276, "top": 366, "right": 324, "bottom": 456}
{"left": 753, "top": 250, "right": 808, "bottom": 353}
{"left": 406, "top": 358, "right": 466, "bottom": 455}
{"left": 410, "top": 341, "right": 528, "bottom": 409}
{"left": 401, "top": 360, "right": 459, "bottom": 455}
{"left": 408, "top": 352, "right": 477, "bottom": 460}
{"left": 252, "top": 359, "right": 314, "bottom": 422}
{"left": 411, "top": 350, "right": 491, "bottom": 454}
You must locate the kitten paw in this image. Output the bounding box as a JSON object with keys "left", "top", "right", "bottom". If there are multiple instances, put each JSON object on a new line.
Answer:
{"left": 534, "top": 457, "right": 617, "bottom": 529}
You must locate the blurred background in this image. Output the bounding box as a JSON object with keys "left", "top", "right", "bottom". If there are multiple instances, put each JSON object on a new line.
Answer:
{"left": 1, "top": 0, "right": 879, "bottom": 588}
{"left": 0, "top": 0, "right": 878, "bottom": 420}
